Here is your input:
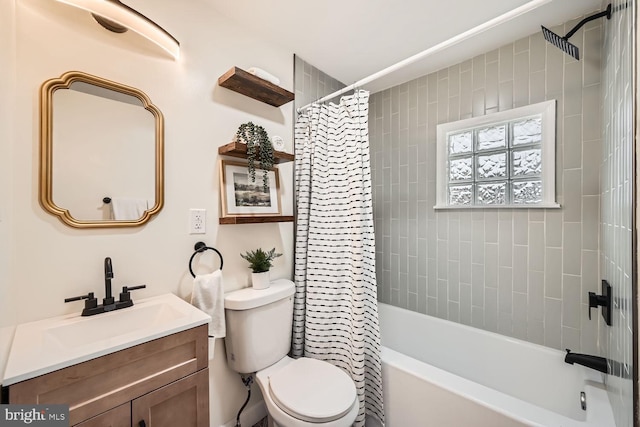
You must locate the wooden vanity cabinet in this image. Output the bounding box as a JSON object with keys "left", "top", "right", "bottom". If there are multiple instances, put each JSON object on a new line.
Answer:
{"left": 8, "top": 325, "right": 209, "bottom": 427}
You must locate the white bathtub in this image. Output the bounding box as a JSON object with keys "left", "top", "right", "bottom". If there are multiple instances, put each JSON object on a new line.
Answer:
{"left": 378, "top": 303, "right": 615, "bottom": 427}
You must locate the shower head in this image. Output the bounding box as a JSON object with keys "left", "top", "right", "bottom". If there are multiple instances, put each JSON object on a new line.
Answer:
{"left": 541, "top": 3, "right": 612, "bottom": 60}
{"left": 541, "top": 26, "right": 580, "bottom": 60}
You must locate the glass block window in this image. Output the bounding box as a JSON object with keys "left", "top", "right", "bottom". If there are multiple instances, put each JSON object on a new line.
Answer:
{"left": 435, "top": 100, "right": 558, "bottom": 209}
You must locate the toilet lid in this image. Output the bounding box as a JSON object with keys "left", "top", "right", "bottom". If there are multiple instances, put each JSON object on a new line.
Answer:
{"left": 268, "top": 358, "right": 357, "bottom": 423}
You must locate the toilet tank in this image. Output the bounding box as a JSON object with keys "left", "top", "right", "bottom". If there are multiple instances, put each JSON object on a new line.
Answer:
{"left": 224, "top": 279, "right": 295, "bottom": 374}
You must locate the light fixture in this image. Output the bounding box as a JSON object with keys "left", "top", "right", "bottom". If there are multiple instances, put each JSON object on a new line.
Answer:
{"left": 55, "top": 0, "right": 180, "bottom": 60}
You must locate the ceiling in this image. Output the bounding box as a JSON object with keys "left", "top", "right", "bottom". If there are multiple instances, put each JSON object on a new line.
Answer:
{"left": 210, "top": 0, "right": 603, "bottom": 93}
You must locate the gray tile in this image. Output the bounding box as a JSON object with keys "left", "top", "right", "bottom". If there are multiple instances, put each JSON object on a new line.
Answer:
{"left": 563, "top": 114, "right": 582, "bottom": 170}
{"left": 581, "top": 250, "right": 599, "bottom": 304}
{"left": 582, "top": 140, "right": 601, "bottom": 195}
{"left": 460, "top": 283, "right": 472, "bottom": 325}
{"left": 472, "top": 54, "right": 486, "bottom": 90}
{"left": 498, "top": 266, "right": 513, "bottom": 314}
{"left": 545, "top": 40, "right": 564, "bottom": 95}
{"left": 427, "top": 296, "right": 438, "bottom": 316}
{"left": 498, "top": 81, "right": 513, "bottom": 111}
{"left": 472, "top": 263, "right": 485, "bottom": 306}
{"left": 527, "top": 320, "right": 545, "bottom": 345}
{"left": 561, "top": 326, "right": 581, "bottom": 353}
{"left": 499, "top": 45, "right": 513, "bottom": 82}
{"left": 530, "top": 70, "right": 546, "bottom": 104}
{"left": 437, "top": 279, "right": 448, "bottom": 318}
{"left": 472, "top": 219, "right": 485, "bottom": 264}
{"left": 545, "top": 247, "right": 563, "bottom": 299}
{"left": 582, "top": 196, "right": 600, "bottom": 250}
{"left": 460, "top": 242, "right": 472, "bottom": 284}
{"left": 513, "top": 292, "right": 528, "bottom": 340}
{"left": 529, "top": 32, "right": 546, "bottom": 73}
{"left": 417, "top": 275, "right": 427, "bottom": 314}
{"left": 485, "top": 211, "right": 498, "bottom": 243}
{"left": 499, "top": 217, "right": 513, "bottom": 267}
{"left": 513, "top": 211, "right": 528, "bottom": 245}
{"left": 486, "top": 48, "right": 499, "bottom": 63}
{"left": 562, "top": 274, "right": 581, "bottom": 329}
{"left": 472, "top": 306, "right": 485, "bottom": 329}
{"left": 485, "top": 288, "right": 498, "bottom": 332}
{"left": 528, "top": 271, "right": 545, "bottom": 323}
{"left": 485, "top": 60, "right": 499, "bottom": 111}
{"left": 513, "top": 245, "right": 528, "bottom": 293}
{"left": 514, "top": 37, "right": 529, "bottom": 53}
{"left": 484, "top": 243, "right": 499, "bottom": 288}
{"left": 544, "top": 298, "right": 562, "bottom": 349}
{"left": 563, "top": 169, "right": 582, "bottom": 222}
{"left": 448, "top": 260, "right": 460, "bottom": 302}
{"left": 583, "top": 27, "right": 602, "bottom": 86}
{"left": 545, "top": 209, "right": 562, "bottom": 248}
{"left": 498, "top": 312, "right": 513, "bottom": 336}
{"left": 563, "top": 61, "right": 583, "bottom": 116}
{"left": 583, "top": 84, "right": 602, "bottom": 141}
{"left": 528, "top": 222, "right": 545, "bottom": 271}
{"left": 470, "top": 87, "right": 485, "bottom": 117}
{"left": 562, "top": 222, "right": 581, "bottom": 275}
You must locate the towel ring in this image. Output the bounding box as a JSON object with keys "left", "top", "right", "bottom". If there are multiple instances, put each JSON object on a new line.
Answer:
{"left": 189, "top": 241, "right": 224, "bottom": 278}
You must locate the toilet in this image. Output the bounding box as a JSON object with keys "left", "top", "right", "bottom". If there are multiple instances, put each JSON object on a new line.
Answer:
{"left": 224, "top": 279, "right": 359, "bottom": 427}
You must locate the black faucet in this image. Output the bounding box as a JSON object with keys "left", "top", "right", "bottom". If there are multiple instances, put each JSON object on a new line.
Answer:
{"left": 64, "top": 257, "right": 146, "bottom": 316}
{"left": 564, "top": 349, "right": 608, "bottom": 373}
{"left": 104, "top": 257, "right": 115, "bottom": 306}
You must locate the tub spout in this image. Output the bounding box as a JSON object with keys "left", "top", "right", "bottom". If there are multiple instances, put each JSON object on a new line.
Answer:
{"left": 564, "top": 349, "right": 607, "bottom": 373}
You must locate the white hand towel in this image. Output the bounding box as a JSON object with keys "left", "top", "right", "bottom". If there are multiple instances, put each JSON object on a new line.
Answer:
{"left": 111, "top": 198, "right": 148, "bottom": 220}
{"left": 190, "top": 269, "right": 226, "bottom": 339}
{"left": 247, "top": 67, "right": 281, "bottom": 86}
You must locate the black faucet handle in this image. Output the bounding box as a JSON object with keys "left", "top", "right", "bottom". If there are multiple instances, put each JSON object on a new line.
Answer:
{"left": 65, "top": 292, "right": 98, "bottom": 310}
{"left": 65, "top": 292, "right": 95, "bottom": 303}
{"left": 119, "top": 285, "right": 146, "bottom": 302}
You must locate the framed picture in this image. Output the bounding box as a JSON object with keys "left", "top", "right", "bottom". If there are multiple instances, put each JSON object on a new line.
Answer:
{"left": 219, "top": 159, "right": 282, "bottom": 217}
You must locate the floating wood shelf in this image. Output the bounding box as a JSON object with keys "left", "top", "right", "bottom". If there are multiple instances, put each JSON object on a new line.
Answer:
{"left": 218, "top": 141, "right": 294, "bottom": 163}
{"left": 219, "top": 216, "right": 294, "bottom": 225}
{"left": 218, "top": 67, "right": 294, "bottom": 107}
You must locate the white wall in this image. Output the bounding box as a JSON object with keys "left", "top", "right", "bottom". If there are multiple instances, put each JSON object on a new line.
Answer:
{"left": 1, "top": 1, "right": 294, "bottom": 425}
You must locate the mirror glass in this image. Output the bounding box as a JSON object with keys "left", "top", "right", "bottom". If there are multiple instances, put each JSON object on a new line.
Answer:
{"left": 40, "top": 71, "right": 164, "bottom": 228}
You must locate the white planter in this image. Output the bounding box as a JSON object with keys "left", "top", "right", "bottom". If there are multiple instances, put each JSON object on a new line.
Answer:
{"left": 251, "top": 271, "right": 270, "bottom": 290}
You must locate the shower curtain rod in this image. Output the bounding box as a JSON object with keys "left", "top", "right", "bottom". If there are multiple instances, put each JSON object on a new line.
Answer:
{"left": 297, "top": 0, "right": 551, "bottom": 113}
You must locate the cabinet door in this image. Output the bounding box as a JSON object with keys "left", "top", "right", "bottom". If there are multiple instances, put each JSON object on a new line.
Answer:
{"left": 74, "top": 403, "right": 130, "bottom": 427}
{"left": 132, "top": 369, "right": 209, "bottom": 427}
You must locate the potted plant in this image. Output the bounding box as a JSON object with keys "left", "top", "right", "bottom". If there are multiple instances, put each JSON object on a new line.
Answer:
{"left": 240, "top": 247, "right": 282, "bottom": 289}
{"left": 234, "top": 122, "right": 275, "bottom": 192}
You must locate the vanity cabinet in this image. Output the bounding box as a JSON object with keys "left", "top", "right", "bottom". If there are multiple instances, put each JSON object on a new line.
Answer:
{"left": 7, "top": 325, "right": 209, "bottom": 427}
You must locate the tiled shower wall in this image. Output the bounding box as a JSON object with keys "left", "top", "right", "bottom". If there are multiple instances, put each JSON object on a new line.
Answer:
{"left": 601, "top": 0, "right": 635, "bottom": 425}
{"left": 369, "top": 15, "right": 604, "bottom": 353}
{"left": 293, "top": 55, "right": 345, "bottom": 112}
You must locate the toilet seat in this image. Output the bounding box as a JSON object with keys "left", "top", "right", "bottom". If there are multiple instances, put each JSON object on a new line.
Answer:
{"left": 268, "top": 357, "right": 357, "bottom": 423}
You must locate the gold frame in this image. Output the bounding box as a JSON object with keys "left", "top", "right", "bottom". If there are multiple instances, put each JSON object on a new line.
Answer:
{"left": 39, "top": 71, "right": 164, "bottom": 228}
{"left": 219, "top": 159, "right": 282, "bottom": 218}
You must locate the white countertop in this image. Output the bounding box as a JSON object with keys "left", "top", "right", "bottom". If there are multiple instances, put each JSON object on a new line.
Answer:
{"left": 2, "top": 293, "right": 210, "bottom": 386}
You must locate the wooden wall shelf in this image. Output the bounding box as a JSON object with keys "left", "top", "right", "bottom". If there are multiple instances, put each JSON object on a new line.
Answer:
{"left": 218, "top": 67, "right": 294, "bottom": 107}
{"left": 219, "top": 216, "right": 294, "bottom": 225}
{"left": 218, "top": 141, "right": 294, "bottom": 163}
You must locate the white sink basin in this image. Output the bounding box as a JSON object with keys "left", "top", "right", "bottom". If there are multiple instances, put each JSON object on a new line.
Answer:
{"left": 3, "top": 293, "right": 210, "bottom": 386}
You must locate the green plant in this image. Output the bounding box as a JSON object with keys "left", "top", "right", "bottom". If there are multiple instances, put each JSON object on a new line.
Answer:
{"left": 240, "top": 248, "right": 282, "bottom": 273}
{"left": 235, "top": 122, "right": 275, "bottom": 192}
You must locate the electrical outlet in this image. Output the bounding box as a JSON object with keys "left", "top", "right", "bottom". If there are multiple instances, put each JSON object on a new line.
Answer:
{"left": 189, "top": 209, "right": 206, "bottom": 234}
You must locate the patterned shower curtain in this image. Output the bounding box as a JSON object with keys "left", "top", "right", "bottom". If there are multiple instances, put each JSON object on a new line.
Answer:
{"left": 292, "top": 90, "right": 384, "bottom": 427}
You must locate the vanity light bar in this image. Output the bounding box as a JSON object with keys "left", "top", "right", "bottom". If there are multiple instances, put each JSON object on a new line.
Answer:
{"left": 55, "top": 0, "right": 180, "bottom": 60}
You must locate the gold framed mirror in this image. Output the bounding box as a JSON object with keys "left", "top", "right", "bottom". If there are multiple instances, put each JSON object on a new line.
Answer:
{"left": 40, "top": 71, "right": 164, "bottom": 228}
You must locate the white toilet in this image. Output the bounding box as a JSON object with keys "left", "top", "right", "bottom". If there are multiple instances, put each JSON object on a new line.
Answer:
{"left": 224, "top": 279, "right": 359, "bottom": 427}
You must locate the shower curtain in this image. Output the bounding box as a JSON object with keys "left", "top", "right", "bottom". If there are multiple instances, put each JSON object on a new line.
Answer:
{"left": 292, "top": 90, "right": 384, "bottom": 427}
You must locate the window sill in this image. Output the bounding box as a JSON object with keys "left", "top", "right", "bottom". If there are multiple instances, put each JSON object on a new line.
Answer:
{"left": 433, "top": 203, "right": 561, "bottom": 210}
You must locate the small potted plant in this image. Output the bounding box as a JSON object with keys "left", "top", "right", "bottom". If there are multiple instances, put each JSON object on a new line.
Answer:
{"left": 240, "top": 247, "right": 282, "bottom": 289}
{"left": 234, "top": 122, "right": 275, "bottom": 192}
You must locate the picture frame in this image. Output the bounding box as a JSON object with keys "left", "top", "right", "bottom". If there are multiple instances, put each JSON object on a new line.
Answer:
{"left": 219, "top": 159, "right": 282, "bottom": 217}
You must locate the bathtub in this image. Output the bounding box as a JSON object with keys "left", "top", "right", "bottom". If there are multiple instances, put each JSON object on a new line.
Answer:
{"left": 378, "top": 303, "right": 615, "bottom": 427}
